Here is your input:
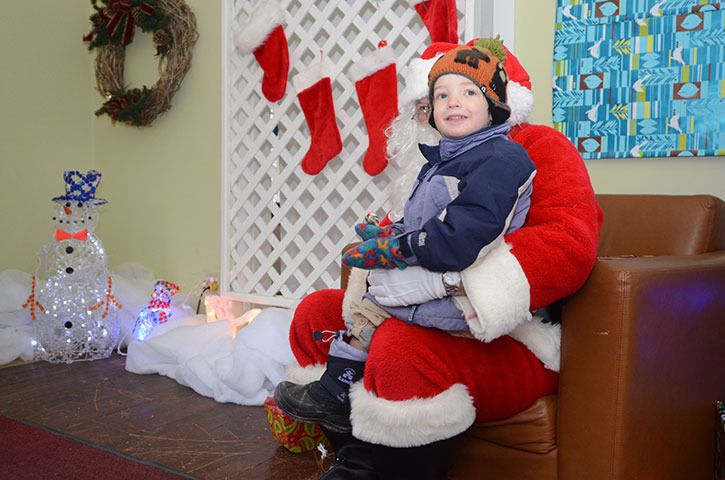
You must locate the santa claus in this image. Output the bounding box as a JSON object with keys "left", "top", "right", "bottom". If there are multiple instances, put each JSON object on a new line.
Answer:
{"left": 275, "top": 41, "right": 603, "bottom": 479}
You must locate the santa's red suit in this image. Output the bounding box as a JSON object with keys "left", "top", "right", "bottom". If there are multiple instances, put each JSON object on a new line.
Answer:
{"left": 285, "top": 45, "right": 603, "bottom": 448}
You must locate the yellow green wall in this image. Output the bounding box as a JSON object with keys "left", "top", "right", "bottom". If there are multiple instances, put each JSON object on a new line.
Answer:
{"left": 0, "top": 0, "right": 220, "bottom": 291}
{"left": 515, "top": 0, "right": 725, "bottom": 199}
{"left": 1, "top": 1, "right": 94, "bottom": 274}
{"left": 92, "top": 1, "right": 221, "bottom": 290}
{"left": 1, "top": 1, "right": 724, "bottom": 290}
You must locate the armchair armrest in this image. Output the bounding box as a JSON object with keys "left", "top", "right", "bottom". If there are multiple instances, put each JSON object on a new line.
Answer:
{"left": 340, "top": 242, "right": 359, "bottom": 289}
{"left": 557, "top": 251, "right": 725, "bottom": 480}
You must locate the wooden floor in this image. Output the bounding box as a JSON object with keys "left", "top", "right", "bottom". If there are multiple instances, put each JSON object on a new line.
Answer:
{"left": 0, "top": 355, "right": 324, "bottom": 479}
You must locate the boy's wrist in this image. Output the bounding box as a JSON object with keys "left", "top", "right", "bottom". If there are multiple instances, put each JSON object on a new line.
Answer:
{"left": 398, "top": 231, "right": 416, "bottom": 259}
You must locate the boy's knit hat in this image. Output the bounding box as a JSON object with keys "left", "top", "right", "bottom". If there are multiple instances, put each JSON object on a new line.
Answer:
{"left": 427, "top": 37, "right": 511, "bottom": 125}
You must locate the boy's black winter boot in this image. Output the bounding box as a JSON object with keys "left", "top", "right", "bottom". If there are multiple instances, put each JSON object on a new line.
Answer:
{"left": 319, "top": 428, "right": 377, "bottom": 480}
{"left": 273, "top": 354, "right": 365, "bottom": 433}
{"left": 370, "top": 436, "right": 461, "bottom": 480}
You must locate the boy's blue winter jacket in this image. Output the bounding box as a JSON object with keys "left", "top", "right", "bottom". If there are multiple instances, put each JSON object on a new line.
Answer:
{"left": 398, "top": 125, "right": 536, "bottom": 272}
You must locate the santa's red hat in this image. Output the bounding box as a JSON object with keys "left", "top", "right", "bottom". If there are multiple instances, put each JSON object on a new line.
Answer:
{"left": 500, "top": 43, "right": 534, "bottom": 126}
{"left": 400, "top": 39, "right": 534, "bottom": 126}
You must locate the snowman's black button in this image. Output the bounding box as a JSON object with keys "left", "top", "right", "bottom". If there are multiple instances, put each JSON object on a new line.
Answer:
{"left": 66, "top": 267, "right": 74, "bottom": 274}
{"left": 66, "top": 246, "right": 74, "bottom": 254}
{"left": 64, "top": 321, "right": 73, "bottom": 329}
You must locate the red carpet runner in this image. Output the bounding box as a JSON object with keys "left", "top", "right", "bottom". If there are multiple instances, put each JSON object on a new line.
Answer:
{"left": 0, "top": 416, "right": 193, "bottom": 479}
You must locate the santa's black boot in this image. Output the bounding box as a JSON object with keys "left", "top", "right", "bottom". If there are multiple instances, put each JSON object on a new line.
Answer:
{"left": 319, "top": 428, "right": 377, "bottom": 480}
{"left": 274, "top": 352, "right": 365, "bottom": 433}
{"left": 371, "top": 436, "right": 460, "bottom": 480}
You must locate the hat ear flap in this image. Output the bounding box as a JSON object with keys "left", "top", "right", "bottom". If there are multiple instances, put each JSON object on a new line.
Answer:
{"left": 426, "top": 88, "right": 438, "bottom": 130}
{"left": 487, "top": 97, "right": 511, "bottom": 125}
{"left": 490, "top": 108, "right": 510, "bottom": 125}
{"left": 490, "top": 63, "right": 509, "bottom": 104}
{"left": 428, "top": 104, "right": 438, "bottom": 130}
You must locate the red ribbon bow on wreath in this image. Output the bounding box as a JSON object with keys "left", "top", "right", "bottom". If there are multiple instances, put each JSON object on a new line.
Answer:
{"left": 83, "top": 0, "right": 156, "bottom": 47}
{"left": 108, "top": 0, "right": 156, "bottom": 46}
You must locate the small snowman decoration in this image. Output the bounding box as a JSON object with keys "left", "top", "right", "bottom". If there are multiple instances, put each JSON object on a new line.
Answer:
{"left": 132, "top": 280, "right": 180, "bottom": 341}
{"left": 26, "top": 170, "right": 121, "bottom": 363}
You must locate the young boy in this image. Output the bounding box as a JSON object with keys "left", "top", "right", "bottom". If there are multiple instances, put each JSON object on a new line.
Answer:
{"left": 274, "top": 38, "right": 536, "bottom": 433}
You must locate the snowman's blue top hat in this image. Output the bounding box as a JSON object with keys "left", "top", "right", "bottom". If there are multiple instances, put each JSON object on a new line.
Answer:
{"left": 52, "top": 170, "right": 107, "bottom": 205}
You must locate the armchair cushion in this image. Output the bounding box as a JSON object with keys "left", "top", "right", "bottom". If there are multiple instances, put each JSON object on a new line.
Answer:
{"left": 451, "top": 395, "right": 557, "bottom": 480}
{"left": 597, "top": 194, "right": 725, "bottom": 256}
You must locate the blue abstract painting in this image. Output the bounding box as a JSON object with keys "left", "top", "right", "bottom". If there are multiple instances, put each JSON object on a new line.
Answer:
{"left": 553, "top": 0, "right": 724, "bottom": 159}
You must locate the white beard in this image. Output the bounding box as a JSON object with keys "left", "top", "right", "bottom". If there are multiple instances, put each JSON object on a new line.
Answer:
{"left": 384, "top": 106, "right": 440, "bottom": 222}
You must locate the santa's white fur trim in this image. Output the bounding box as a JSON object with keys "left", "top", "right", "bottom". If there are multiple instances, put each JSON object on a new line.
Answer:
{"left": 348, "top": 45, "right": 396, "bottom": 83}
{"left": 235, "top": 1, "right": 285, "bottom": 54}
{"left": 399, "top": 57, "right": 439, "bottom": 108}
{"left": 506, "top": 81, "right": 534, "bottom": 126}
{"left": 509, "top": 317, "right": 561, "bottom": 371}
{"left": 462, "top": 242, "right": 532, "bottom": 342}
{"left": 349, "top": 382, "right": 475, "bottom": 447}
{"left": 285, "top": 363, "right": 325, "bottom": 385}
{"left": 293, "top": 57, "right": 334, "bottom": 94}
{"left": 342, "top": 268, "right": 370, "bottom": 325}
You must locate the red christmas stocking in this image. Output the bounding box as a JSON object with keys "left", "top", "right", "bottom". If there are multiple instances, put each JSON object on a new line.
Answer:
{"left": 349, "top": 42, "right": 398, "bottom": 176}
{"left": 412, "top": 0, "right": 459, "bottom": 44}
{"left": 235, "top": 1, "right": 289, "bottom": 102}
{"left": 294, "top": 57, "right": 343, "bottom": 175}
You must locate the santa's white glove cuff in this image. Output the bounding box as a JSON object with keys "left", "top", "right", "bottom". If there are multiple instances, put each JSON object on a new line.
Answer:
{"left": 368, "top": 267, "right": 446, "bottom": 307}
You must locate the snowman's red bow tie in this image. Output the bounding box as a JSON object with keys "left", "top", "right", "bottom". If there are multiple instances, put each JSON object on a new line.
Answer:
{"left": 55, "top": 229, "right": 89, "bottom": 242}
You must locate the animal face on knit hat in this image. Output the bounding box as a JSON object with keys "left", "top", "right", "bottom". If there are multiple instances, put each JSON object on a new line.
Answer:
{"left": 427, "top": 37, "right": 511, "bottom": 126}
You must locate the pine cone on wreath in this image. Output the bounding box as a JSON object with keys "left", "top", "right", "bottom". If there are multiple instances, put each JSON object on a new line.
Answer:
{"left": 83, "top": 11, "right": 110, "bottom": 47}
{"left": 132, "top": 8, "right": 147, "bottom": 25}
{"left": 153, "top": 29, "right": 172, "bottom": 55}
{"left": 103, "top": 96, "right": 131, "bottom": 120}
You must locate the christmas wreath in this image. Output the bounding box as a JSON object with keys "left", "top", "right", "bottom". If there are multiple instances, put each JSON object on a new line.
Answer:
{"left": 84, "top": 0, "right": 198, "bottom": 127}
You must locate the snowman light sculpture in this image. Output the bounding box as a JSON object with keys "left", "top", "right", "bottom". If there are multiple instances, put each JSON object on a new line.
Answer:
{"left": 132, "top": 280, "right": 180, "bottom": 341}
{"left": 26, "top": 170, "right": 122, "bottom": 363}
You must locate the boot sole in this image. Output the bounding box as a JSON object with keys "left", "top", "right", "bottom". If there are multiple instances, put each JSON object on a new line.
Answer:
{"left": 273, "top": 388, "right": 352, "bottom": 434}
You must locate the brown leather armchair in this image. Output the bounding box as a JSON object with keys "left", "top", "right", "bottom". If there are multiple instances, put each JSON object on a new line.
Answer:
{"left": 450, "top": 194, "right": 725, "bottom": 480}
{"left": 343, "top": 194, "right": 725, "bottom": 479}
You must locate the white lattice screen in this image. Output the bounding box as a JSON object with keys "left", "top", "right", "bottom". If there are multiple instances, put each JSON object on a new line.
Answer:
{"left": 222, "top": 0, "right": 467, "bottom": 307}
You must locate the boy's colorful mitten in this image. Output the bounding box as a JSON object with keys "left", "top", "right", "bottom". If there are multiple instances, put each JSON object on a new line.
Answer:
{"left": 354, "top": 222, "right": 404, "bottom": 241}
{"left": 342, "top": 236, "right": 407, "bottom": 270}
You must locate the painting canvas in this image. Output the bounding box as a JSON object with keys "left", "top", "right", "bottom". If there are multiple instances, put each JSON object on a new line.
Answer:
{"left": 553, "top": 0, "right": 723, "bottom": 159}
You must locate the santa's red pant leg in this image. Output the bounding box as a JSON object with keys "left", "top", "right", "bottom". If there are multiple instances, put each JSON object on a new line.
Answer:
{"left": 287, "top": 289, "right": 558, "bottom": 448}
{"left": 287, "top": 289, "right": 346, "bottom": 380}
